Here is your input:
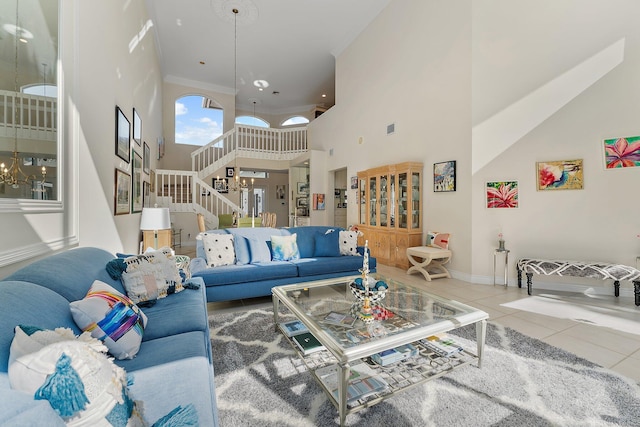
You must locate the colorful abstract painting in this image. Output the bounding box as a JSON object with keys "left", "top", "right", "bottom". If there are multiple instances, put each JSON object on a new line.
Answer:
{"left": 536, "top": 159, "right": 583, "bottom": 191}
{"left": 486, "top": 181, "right": 518, "bottom": 208}
{"left": 433, "top": 160, "right": 456, "bottom": 192}
{"left": 603, "top": 136, "right": 640, "bottom": 169}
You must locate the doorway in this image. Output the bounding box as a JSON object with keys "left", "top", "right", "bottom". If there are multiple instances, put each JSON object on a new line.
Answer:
{"left": 241, "top": 186, "right": 265, "bottom": 218}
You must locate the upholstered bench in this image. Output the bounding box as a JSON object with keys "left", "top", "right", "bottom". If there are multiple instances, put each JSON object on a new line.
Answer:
{"left": 516, "top": 258, "right": 640, "bottom": 306}
{"left": 406, "top": 246, "right": 452, "bottom": 281}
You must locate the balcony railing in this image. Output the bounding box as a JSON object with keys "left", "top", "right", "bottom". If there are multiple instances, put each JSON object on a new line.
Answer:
{"left": 0, "top": 90, "right": 57, "bottom": 142}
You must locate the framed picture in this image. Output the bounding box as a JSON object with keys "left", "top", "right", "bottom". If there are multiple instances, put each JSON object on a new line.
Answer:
{"left": 297, "top": 182, "right": 309, "bottom": 195}
{"left": 296, "top": 207, "right": 308, "bottom": 217}
{"left": 132, "top": 150, "right": 143, "bottom": 213}
{"left": 433, "top": 160, "right": 456, "bottom": 192}
{"left": 536, "top": 159, "right": 583, "bottom": 190}
{"left": 157, "top": 137, "right": 165, "bottom": 160}
{"left": 296, "top": 197, "right": 308, "bottom": 208}
{"left": 603, "top": 136, "right": 640, "bottom": 169}
{"left": 115, "top": 106, "right": 130, "bottom": 163}
{"left": 486, "top": 181, "right": 518, "bottom": 208}
{"left": 133, "top": 108, "right": 142, "bottom": 146}
{"left": 114, "top": 169, "right": 131, "bottom": 215}
{"left": 213, "top": 178, "right": 228, "bottom": 193}
{"left": 143, "top": 142, "right": 150, "bottom": 174}
{"left": 149, "top": 170, "right": 156, "bottom": 193}
{"left": 226, "top": 167, "right": 235, "bottom": 178}
{"left": 276, "top": 184, "right": 286, "bottom": 200}
{"left": 350, "top": 176, "right": 358, "bottom": 189}
{"left": 313, "top": 193, "right": 325, "bottom": 210}
{"left": 143, "top": 181, "right": 150, "bottom": 207}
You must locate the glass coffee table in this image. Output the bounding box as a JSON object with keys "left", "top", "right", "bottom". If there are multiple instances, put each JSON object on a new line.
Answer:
{"left": 272, "top": 274, "right": 488, "bottom": 426}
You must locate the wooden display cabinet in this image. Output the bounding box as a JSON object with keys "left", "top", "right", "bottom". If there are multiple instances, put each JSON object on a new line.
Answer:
{"left": 357, "top": 162, "right": 423, "bottom": 269}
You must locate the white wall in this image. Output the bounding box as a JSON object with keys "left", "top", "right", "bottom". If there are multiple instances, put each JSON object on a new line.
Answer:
{"left": 310, "top": 0, "right": 473, "bottom": 273}
{"left": 471, "top": 0, "right": 640, "bottom": 289}
{"left": 0, "top": 0, "right": 163, "bottom": 277}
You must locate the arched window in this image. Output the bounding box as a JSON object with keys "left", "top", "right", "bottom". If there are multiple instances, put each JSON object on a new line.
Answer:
{"left": 22, "top": 84, "right": 57, "bottom": 98}
{"left": 282, "top": 116, "right": 309, "bottom": 126}
{"left": 175, "top": 95, "right": 223, "bottom": 146}
{"left": 235, "top": 116, "right": 269, "bottom": 128}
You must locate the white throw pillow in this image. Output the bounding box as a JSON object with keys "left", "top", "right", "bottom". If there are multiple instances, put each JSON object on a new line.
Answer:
{"left": 339, "top": 230, "right": 360, "bottom": 256}
{"left": 8, "top": 339, "right": 145, "bottom": 426}
{"left": 70, "top": 280, "right": 147, "bottom": 360}
{"left": 201, "top": 233, "right": 236, "bottom": 267}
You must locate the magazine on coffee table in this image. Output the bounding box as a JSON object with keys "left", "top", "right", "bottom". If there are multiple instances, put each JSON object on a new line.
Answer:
{"left": 322, "top": 311, "right": 357, "bottom": 328}
{"left": 314, "top": 362, "right": 388, "bottom": 404}
{"left": 278, "top": 319, "right": 309, "bottom": 337}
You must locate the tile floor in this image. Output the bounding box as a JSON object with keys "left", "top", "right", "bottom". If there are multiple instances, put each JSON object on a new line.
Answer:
{"left": 180, "top": 245, "right": 640, "bottom": 382}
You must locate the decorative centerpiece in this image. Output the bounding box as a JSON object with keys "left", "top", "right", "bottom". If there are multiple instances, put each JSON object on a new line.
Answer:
{"left": 350, "top": 241, "right": 388, "bottom": 322}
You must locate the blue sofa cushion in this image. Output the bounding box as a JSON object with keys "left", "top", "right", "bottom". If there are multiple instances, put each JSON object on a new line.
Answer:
{"left": 0, "top": 281, "right": 80, "bottom": 373}
{"left": 0, "top": 388, "right": 66, "bottom": 426}
{"left": 248, "top": 238, "right": 272, "bottom": 263}
{"left": 286, "top": 226, "right": 343, "bottom": 258}
{"left": 314, "top": 230, "right": 340, "bottom": 257}
{"left": 292, "top": 256, "right": 375, "bottom": 277}
{"left": 141, "top": 282, "right": 209, "bottom": 342}
{"left": 4, "top": 247, "right": 125, "bottom": 301}
{"left": 233, "top": 236, "right": 251, "bottom": 265}
{"left": 192, "top": 262, "right": 298, "bottom": 287}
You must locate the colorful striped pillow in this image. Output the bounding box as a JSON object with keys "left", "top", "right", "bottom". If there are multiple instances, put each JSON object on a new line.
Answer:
{"left": 70, "top": 280, "right": 147, "bottom": 360}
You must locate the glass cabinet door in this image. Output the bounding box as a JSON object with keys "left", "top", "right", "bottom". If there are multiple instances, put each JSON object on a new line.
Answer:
{"left": 379, "top": 174, "right": 388, "bottom": 227}
{"left": 411, "top": 171, "right": 420, "bottom": 229}
{"left": 389, "top": 173, "right": 396, "bottom": 227}
{"left": 358, "top": 177, "right": 366, "bottom": 225}
{"left": 398, "top": 172, "right": 408, "bottom": 229}
{"left": 369, "top": 176, "right": 377, "bottom": 226}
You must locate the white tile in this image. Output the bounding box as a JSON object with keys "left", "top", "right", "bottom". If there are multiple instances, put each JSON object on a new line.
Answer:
{"left": 491, "top": 315, "right": 557, "bottom": 340}
{"left": 609, "top": 357, "right": 640, "bottom": 382}
{"left": 542, "top": 333, "right": 627, "bottom": 368}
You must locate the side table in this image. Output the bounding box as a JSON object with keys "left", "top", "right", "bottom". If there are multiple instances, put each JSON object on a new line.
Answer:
{"left": 493, "top": 248, "right": 510, "bottom": 287}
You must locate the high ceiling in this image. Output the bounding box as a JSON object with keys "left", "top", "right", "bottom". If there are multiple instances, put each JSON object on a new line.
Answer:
{"left": 145, "top": 0, "right": 391, "bottom": 115}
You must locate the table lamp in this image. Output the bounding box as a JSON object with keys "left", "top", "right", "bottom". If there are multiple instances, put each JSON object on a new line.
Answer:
{"left": 139, "top": 206, "right": 171, "bottom": 250}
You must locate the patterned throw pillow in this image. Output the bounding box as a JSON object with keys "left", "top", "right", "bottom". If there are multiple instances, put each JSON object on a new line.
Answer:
{"left": 120, "top": 248, "right": 184, "bottom": 304}
{"left": 339, "top": 230, "right": 360, "bottom": 256}
{"left": 427, "top": 231, "right": 450, "bottom": 249}
{"left": 201, "top": 233, "right": 236, "bottom": 267}
{"left": 8, "top": 339, "right": 145, "bottom": 426}
{"left": 271, "top": 234, "right": 300, "bottom": 261}
{"left": 70, "top": 280, "right": 147, "bottom": 360}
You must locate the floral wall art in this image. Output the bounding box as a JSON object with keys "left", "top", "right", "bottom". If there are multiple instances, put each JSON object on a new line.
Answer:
{"left": 603, "top": 136, "right": 640, "bottom": 169}
{"left": 536, "top": 159, "right": 583, "bottom": 190}
{"left": 486, "top": 181, "right": 518, "bottom": 208}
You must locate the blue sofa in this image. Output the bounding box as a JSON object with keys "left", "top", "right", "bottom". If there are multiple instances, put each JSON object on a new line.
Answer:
{"left": 0, "top": 247, "right": 219, "bottom": 426}
{"left": 192, "top": 226, "right": 377, "bottom": 303}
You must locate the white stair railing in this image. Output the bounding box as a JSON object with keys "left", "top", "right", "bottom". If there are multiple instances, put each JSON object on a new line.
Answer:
{"left": 191, "top": 124, "right": 307, "bottom": 179}
{"left": 0, "top": 89, "right": 57, "bottom": 143}
{"left": 154, "top": 169, "right": 240, "bottom": 226}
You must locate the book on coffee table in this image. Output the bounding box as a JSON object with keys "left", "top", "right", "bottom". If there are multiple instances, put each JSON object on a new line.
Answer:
{"left": 322, "top": 311, "right": 356, "bottom": 328}
{"left": 292, "top": 332, "right": 325, "bottom": 355}
{"left": 278, "top": 320, "right": 309, "bottom": 337}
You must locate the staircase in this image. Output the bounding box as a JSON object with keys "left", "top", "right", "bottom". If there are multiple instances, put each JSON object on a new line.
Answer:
{"left": 155, "top": 124, "right": 307, "bottom": 227}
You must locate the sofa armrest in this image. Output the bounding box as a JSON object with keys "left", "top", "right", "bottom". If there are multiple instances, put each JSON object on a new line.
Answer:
{"left": 0, "top": 388, "right": 66, "bottom": 426}
{"left": 190, "top": 257, "right": 208, "bottom": 275}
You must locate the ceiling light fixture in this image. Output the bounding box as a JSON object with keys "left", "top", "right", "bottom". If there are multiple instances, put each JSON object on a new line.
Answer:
{"left": 216, "top": 7, "right": 247, "bottom": 194}
{"left": 0, "top": 0, "right": 46, "bottom": 193}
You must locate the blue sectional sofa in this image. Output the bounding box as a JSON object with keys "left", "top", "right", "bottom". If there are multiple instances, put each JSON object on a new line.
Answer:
{"left": 191, "top": 225, "right": 377, "bottom": 302}
{"left": 0, "top": 247, "right": 219, "bottom": 426}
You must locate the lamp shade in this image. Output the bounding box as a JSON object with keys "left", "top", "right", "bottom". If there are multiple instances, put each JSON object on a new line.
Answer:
{"left": 139, "top": 207, "right": 171, "bottom": 230}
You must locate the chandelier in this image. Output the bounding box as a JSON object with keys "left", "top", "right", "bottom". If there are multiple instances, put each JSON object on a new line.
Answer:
{"left": 0, "top": 0, "right": 47, "bottom": 192}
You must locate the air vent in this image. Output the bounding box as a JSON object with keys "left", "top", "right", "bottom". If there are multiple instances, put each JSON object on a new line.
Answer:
{"left": 387, "top": 123, "right": 395, "bottom": 135}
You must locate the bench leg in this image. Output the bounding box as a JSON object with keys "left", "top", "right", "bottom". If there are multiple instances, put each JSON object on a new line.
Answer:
{"left": 517, "top": 268, "right": 522, "bottom": 288}
{"left": 614, "top": 280, "right": 620, "bottom": 297}
{"left": 634, "top": 281, "right": 640, "bottom": 306}
{"left": 526, "top": 273, "right": 533, "bottom": 296}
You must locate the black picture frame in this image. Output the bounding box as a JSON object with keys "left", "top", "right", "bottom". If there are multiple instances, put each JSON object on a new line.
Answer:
{"left": 132, "top": 150, "right": 143, "bottom": 213}
{"left": 133, "top": 108, "right": 142, "bottom": 146}
{"left": 143, "top": 142, "right": 150, "bottom": 174}
{"left": 115, "top": 106, "right": 130, "bottom": 163}
{"left": 213, "top": 178, "right": 228, "bottom": 193}
{"left": 433, "top": 160, "right": 456, "bottom": 192}
{"left": 296, "top": 197, "right": 308, "bottom": 208}
{"left": 226, "top": 167, "right": 235, "bottom": 178}
{"left": 114, "top": 169, "right": 130, "bottom": 215}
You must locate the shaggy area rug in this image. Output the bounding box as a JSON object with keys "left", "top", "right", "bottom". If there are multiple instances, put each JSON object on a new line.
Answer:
{"left": 209, "top": 308, "right": 640, "bottom": 426}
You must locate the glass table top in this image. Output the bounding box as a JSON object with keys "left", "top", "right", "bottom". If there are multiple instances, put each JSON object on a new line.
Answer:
{"left": 272, "top": 273, "right": 488, "bottom": 361}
